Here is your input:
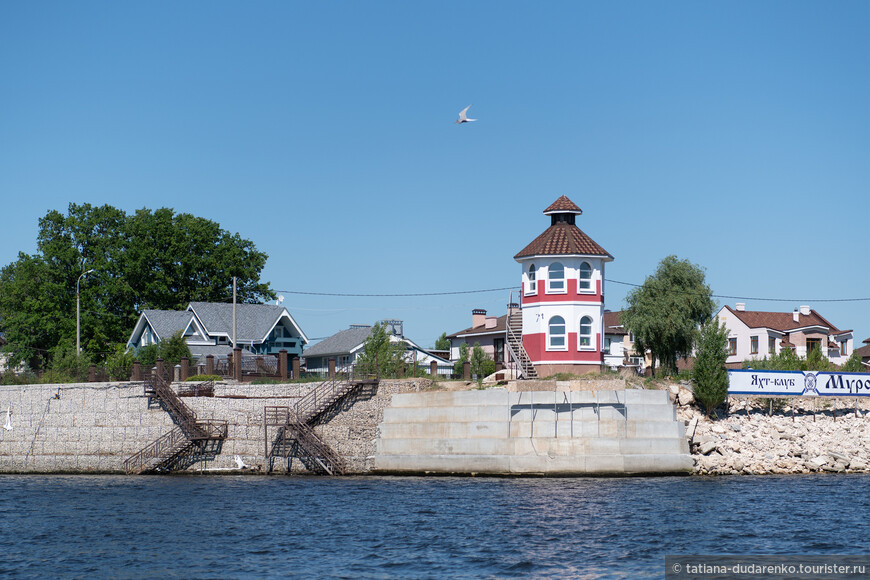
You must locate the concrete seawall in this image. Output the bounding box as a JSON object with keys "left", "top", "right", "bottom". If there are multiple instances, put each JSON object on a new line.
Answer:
{"left": 373, "top": 389, "right": 693, "bottom": 475}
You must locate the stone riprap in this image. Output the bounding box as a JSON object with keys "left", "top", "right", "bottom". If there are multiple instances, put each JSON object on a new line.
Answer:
{"left": 373, "top": 388, "right": 693, "bottom": 475}
{"left": 0, "top": 379, "right": 431, "bottom": 474}
{"left": 674, "top": 388, "right": 870, "bottom": 475}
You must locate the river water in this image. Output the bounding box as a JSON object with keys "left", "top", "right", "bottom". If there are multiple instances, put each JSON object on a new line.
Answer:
{"left": 1, "top": 474, "right": 868, "bottom": 578}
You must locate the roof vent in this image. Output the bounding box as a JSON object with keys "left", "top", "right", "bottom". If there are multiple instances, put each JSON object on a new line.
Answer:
{"left": 736, "top": 303, "right": 745, "bottom": 311}
{"left": 793, "top": 309, "right": 800, "bottom": 323}
{"left": 800, "top": 305, "right": 810, "bottom": 316}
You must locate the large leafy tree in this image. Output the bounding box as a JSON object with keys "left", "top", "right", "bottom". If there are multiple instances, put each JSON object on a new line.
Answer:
{"left": 0, "top": 203, "right": 275, "bottom": 368}
{"left": 692, "top": 317, "right": 729, "bottom": 417}
{"left": 621, "top": 255, "right": 715, "bottom": 376}
{"left": 355, "top": 323, "right": 407, "bottom": 377}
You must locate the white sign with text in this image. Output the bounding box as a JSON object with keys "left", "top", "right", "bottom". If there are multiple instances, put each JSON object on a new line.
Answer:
{"left": 728, "top": 370, "right": 870, "bottom": 397}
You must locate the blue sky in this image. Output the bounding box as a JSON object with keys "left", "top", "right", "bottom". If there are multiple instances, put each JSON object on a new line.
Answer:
{"left": 1, "top": 1, "right": 868, "bottom": 348}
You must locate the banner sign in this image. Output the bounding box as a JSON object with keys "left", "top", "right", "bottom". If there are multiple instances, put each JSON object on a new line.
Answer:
{"left": 728, "top": 369, "right": 870, "bottom": 397}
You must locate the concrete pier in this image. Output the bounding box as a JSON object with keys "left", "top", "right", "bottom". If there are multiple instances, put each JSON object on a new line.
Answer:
{"left": 373, "top": 389, "right": 693, "bottom": 475}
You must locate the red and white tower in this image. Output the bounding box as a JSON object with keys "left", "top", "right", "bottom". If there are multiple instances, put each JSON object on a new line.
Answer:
{"left": 513, "top": 196, "right": 613, "bottom": 376}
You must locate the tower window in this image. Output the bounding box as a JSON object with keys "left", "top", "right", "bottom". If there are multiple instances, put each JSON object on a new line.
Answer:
{"left": 527, "top": 264, "right": 536, "bottom": 295}
{"left": 547, "top": 262, "right": 565, "bottom": 293}
{"left": 579, "top": 316, "right": 593, "bottom": 348}
{"left": 548, "top": 316, "right": 566, "bottom": 350}
{"left": 579, "top": 262, "right": 592, "bottom": 291}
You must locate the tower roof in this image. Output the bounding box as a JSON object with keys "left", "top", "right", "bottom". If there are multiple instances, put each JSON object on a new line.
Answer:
{"left": 543, "top": 195, "right": 583, "bottom": 215}
{"left": 514, "top": 196, "right": 612, "bottom": 260}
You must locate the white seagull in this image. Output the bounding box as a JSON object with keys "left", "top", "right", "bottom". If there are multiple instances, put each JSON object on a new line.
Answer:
{"left": 3, "top": 406, "right": 11, "bottom": 431}
{"left": 455, "top": 105, "right": 477, "bottom": 124}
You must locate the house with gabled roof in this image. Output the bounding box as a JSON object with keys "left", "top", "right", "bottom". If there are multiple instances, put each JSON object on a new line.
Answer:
{"left": 126, "top": 301, "right": 307, "bottom": 362}
{"left": 446, "top": 309, "right": 511, "bottom": 366}
{"left": 716, "top": 303, "right": 853, "bottom": 368}
{"left": 855, "top": 338, "right": 870, "bottom": 368}
{"left": 303, "top": 320, "right": 450, "bottom": 374}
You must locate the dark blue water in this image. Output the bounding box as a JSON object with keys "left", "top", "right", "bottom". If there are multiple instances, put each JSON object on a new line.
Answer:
{"left": 1, "top": 474, "right": 868, "bottom": 578}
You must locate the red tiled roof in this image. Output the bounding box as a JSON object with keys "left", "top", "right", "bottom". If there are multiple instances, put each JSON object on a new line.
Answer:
{"left": 603, "top": 310, "right": 627, "bottom": 335}
{"left": 544, "top": 195, "right": 582, "bottom": 214}
{"left": 725, "top": 306, "right": 842, "bottom": 334}
{"left": 514, "top": 223, "right": 612, "bottom": 259}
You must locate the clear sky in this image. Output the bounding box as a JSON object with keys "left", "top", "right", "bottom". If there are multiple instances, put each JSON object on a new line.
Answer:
{"left": 1, "top": 1, "right": 868, "bottom": 348}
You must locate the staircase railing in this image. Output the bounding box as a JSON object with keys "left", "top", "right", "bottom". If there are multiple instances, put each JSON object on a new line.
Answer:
{"left": 506, "top": 293, "right": 538, "bottom": 379}
{"left": 124, "top": 426, "right": 189, "bottom": 474}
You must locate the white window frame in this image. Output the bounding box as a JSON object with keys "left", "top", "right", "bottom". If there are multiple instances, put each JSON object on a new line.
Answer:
{"left": 547, "top": 262, "right": 566, "bottom": 294}
{"left": 578, "top": 261, "right": 593, "bottom": 293}
{"left": 548, "top": 316, "right": 567, "bottom": 351}
{"left": 526, "top": 264, "right": 537, "bottom": 295}
{"left": 578, "top": 315, "right": 594, "bottom": 350}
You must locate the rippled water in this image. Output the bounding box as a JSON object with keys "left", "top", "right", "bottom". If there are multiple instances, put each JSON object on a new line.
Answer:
{"left": 2, "top": 474, "right": 869, "bottom": 578}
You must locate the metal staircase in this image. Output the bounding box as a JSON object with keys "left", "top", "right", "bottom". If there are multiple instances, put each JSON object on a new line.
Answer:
{"left": 264, "top": 363, "right": 379, "bottom": 475}
{"left": 125, "top": 369, "right": 227, "bottom": 474}
{"left": 506, "top": 295, "right": 538, "bottom": 379}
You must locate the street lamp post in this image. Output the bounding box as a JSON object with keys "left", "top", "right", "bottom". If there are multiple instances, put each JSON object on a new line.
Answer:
{"left": 76, "top": 269, "right": 94, "bottom": 356}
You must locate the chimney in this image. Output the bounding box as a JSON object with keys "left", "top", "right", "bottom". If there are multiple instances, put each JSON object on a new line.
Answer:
{"left": 793, "top": 309, "right": 800, "bottom": 323}
{"left": 736, "top": 303, "right": 745, "bottom": 312}
{"left": 485, "top": 316, "right": 497, "bottom": 329}
{"left": 507, "top": 302, "right": 519, "bottom": 317}
{"left": 800, "top": 305, "right": 810, "bottom": 316}
{"left": 472, "top": 309, "right": 487, "bottom": 329}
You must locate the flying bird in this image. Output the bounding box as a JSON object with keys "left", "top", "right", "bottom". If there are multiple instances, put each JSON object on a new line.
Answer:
{"left": 455, "top": 105, "right": 477, "bottom": 124}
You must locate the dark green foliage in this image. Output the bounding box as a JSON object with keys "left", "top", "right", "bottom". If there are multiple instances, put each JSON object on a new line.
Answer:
{"left": 804, "top": 347, "right": 835, "bottom": 372}
{"left": 453, "top": 342, "right": 470, "bottom": 377}
{"left": 48, "top": 347, "right": 93, "bottom": 382}
{"left": 744, "top": 347, "right": 838, "bottom": 372}
{"left": 692, "top": 317, "right": 729, "bottom": 417}
{"left": 621, "top": 255, "right": 715, "bottom": 376}
{"left": 158, "top": 331, "right": 192, "bottom": 365}
{"left": 355, "top": 323, "right": 407, "bottom": 378}
{"left": 136, "top": 344, "right": 159, "bottom": 366}
{"left": 105, "top": 344, "right": 136, "bottom": 381}
{"left": 0, "top": 203, "right": 274, "bottom": 369}
{"left": 470, "top": 343, "right": 495, "bottom": 378}
{"left": 842, "top": 351, "right": 866, "bottom": 373}
{"left": 434, "top": 332, "right": 450, "bottom": 351}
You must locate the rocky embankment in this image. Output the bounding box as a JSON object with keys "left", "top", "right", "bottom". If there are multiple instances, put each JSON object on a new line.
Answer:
{"left": 667, "top": 384, "right": 870, "bottom": 475}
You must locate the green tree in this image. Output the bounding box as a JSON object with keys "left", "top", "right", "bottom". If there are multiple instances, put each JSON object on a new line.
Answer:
{"left": 157, "top": 330, "right": 193, "bottom": 365}
{"left": 470, "top": 342, "right": 496, "bottom": 378}
{"left": 692, "top": 317, "right": 729, "bottom": 417}
{"left": 621, "top": 255, "right": 714, "bottom": 376}
{"left": 842, "top": 351, "right": 865, "bottom": 373}
{"left": 355, "top": 323, "right": 407, "bottom": 377}
{"left": 435, "top": 332, "right": 450, "bottom": 351}
{"left": 0, "top": 203, "right": 275, "bottom": 369}
{"left": 453, "top": 342, "right": 470, "bottom": 377}
{"left": 105, "top": 344, "right": 136, "bottom": 381}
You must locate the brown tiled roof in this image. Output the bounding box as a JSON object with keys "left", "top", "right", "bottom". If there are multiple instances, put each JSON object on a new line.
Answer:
{"left": 544, "top": 195, "right": 582, "bottom": 214}
{"left": 514, "top": 223, "right": 612, "bottom": 259}
{"left": 726, "top": 305, "right": 842, "bottom": 334}
{"left": 447, "top": 314, "right": 508, "bottom": 339}
{"left": 856, "top": 344, "right": 870, "bottom": 359}
{"left": 603, "top": 310, "right": 627, "bottom": 335}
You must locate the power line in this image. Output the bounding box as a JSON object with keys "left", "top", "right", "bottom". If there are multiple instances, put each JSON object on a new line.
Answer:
{"left": 275, "top": 282, "right": 870, "bottom": 304}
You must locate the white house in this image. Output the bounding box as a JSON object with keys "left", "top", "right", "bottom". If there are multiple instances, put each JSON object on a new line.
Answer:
{"left": 716, "top": 303, "right": 853, "bottom": 367}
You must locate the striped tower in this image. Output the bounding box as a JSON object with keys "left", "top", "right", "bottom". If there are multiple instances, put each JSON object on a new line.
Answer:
{"left": 514, "top": 196, "right": 613, "bottom": 376}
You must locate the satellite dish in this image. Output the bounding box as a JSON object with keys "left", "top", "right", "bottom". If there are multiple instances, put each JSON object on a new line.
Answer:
{"left": 276, "top": 295, "right": 285, "bottom": 306}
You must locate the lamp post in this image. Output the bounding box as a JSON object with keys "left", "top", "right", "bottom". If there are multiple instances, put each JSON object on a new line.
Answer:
{"left": 76, "top": 269, "right": 94, "bottom": 356}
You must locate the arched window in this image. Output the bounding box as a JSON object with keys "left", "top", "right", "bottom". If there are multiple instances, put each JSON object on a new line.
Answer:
{"left": 579, "top": 262, "right": 592, "bottom": 291}
{"left": 548, "top": 262, "right": 565, "bottom": 292}
{"left": 579, "top": 316, "right": 593, "bottom": 348}
{"left": 548, "top": 316, "right": 566, "bottom": 349}
{"left": 527, "top": 264, "right": 536, "bottom": 294}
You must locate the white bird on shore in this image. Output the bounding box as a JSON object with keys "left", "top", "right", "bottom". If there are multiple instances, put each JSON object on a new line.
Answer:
{"left": 234, "top": 455, "right": 249, "bottom": 469}
{"left": 455, "top": 105, "right": 477, "bottom": 124}
{"left": 3, "top": 406, "right": 12, "bottom": 431}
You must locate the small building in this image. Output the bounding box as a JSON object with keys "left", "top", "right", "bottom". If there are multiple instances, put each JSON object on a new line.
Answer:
{"left": 602, "top": 310, "right": 645, "bottom": 373}
{"left": 513, "top": 196, "right": 613, "bottom": 376}
{"left": 126, "top": 301, "right": 308, "bottom": 362}
{"left": 716, "top": 303, "right": 853, "bottom": 368}
{"left": 854, "top": 338, "right": 870, "bottom": 369}
{"left": 302, "top": 320, "right": 451, "bottom": 375}
{"left": 446, "top": 308, "right": 512, "bottom": 366}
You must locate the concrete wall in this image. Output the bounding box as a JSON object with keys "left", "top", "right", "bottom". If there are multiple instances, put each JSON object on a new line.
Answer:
{"left": 0, "top": 379, "right": 431, "bottom": 474}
